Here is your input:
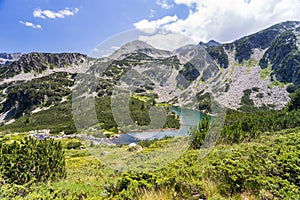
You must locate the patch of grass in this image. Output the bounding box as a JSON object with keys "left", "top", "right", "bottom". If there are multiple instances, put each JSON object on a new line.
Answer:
{"left": 234, "top": 58, "right": 258, "bottom": 75}
{"left": 268, "top": 75, "right": 286, "bottom": 88}
{"left": 156, "top": 102, "right": 171, "bottom": 107}
{"left": 245, "top": 58, "right": 258, "bottom": 74}
{"left": 140, "top": 188, "right": 173, "bottom": 200}
{"left": 132, "top": 94, "right": 152, "bottom": 102}
{"left": 260, "top": 65, "right": 272, "bottom": 80}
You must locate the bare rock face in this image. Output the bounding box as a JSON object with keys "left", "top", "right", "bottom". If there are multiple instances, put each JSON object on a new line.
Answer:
{"left": 259, "top": 25, "right": 300, "bottom": 85}
{"left": 0, "top": 53, "right": 22, "bottom": 66}
{"left": 0, "top": 52, "right": 87, "bottom": 80}
{"left": 199, "top": 40, "right": 221, "bottom": 47}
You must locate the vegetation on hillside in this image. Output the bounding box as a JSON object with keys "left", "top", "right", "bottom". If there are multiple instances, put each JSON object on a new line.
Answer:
{"left": 0, "top": 95, "right": 180, "bottom": 134}
{"left": 0, "top": 89, "right": 298, "bottom": 199}
{"left": 0, "top": 136, "right": 65, "bottom": 199}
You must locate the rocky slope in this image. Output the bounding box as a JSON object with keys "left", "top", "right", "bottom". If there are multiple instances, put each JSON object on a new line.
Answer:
{"left": 0, "top": 21, "right": 299, "bottom": 130}
{"left": 0, "top": 53, "right": 21, "bottom": 66}
{"left": 199, "top": 40, "right": 221, "bottom": 47}
{"left": 0, "top": 52, "right": 87, "bottom": 81}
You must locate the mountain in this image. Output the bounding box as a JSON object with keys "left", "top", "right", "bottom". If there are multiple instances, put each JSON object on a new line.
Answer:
{"left": 0, "top": 52, "right": 87, "bottom": 81}
{"left": 0, "top": 53, "right": 21, "bottom": 66}
{"left": 108, "top": 40, "right": 172, "bottom": 60}
{"left": 205, "top": 21, "right": 300, "bottom": 110}
{"left": 199, "top": 40, "right": 221, "bottom": 47}
{"left": 0, "top": 20, "right": 299, "bottom": 133}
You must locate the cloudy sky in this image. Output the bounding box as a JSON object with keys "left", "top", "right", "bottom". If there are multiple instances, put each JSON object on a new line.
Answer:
{"left": 0, "top": 0, "right": 299, "bottom": 53}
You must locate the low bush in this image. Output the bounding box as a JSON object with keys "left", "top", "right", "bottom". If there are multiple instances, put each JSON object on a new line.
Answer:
{"left": 0, "top": 137, "right": 66, "bottom": 185}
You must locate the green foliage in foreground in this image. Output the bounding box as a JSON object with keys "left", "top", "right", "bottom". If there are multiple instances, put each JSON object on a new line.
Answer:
{"left": 208, "top": 130, "right": 300, "bottom": 199}
{"left": 103, "top": 91, "right": 300, "bottom": 199}
{"left": 65, "top": 141, "right": 82, "bottom": 150}
{"left": 0, "top": 137, "right": 66, "bottom": 186}
{"left": 189, "top": 115, "right": 210, "bottom": 149}
{"left": 105, "top": 128, "right": 300, "bottom": 199}
{"left": 0, "top": 127, "right": 299, "bottom": 199}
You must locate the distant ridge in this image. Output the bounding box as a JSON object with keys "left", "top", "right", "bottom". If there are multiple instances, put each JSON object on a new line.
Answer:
{"left": 0, "top": 52, "right": 22, "bottom": 66}
{"left": 199, "top": 40, "right": 221, "bottom": 47}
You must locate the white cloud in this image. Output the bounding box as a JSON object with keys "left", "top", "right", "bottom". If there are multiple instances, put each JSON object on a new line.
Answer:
{"left": 33, "top": 7, "right": 79, "bottom": 19}
{"left": 149, "top": 9, "right": 155, "bottom": 18}
{"left": 135, "top": 0, "right": 300, "bottom": 43}
{"left": 19, "top": 21, "right": 42, "bottom": 29}
{"left": 134, "top": 15, "right": 178, "bottom": 33}
{"left": 156, "top": 0, "right": 174, "bottom": 9}
{"left": 173, "top": 0, "right": 198, "bottom": 7}
{"left": 111, "top": 46, "right": 121, "bottom": 50}
{"left": 90, "top": 45, "right": 121, "bottom": 58}
{"left": 138, "top": 32, "right": 196, "bottom": 51}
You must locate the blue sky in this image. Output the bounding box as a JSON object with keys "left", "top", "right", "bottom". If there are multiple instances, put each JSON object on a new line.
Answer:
{"left": 0, "top": 0, "right": 189, "bottom": 53}
{"left": 0, "top": 0, "right": 299, "bottom": 54}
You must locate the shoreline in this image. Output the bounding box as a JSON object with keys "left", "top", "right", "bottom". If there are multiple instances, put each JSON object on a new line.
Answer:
{"left": 119, "top": 127, "right": 180, "bottom": 134}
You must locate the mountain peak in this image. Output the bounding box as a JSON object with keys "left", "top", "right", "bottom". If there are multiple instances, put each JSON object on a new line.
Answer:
{"left": 199, "top": 40, "right": 221, "bottom": 47}
{"left": 272, "top": 20, "right": 300, "bottom": 30}
{"left": 121, "top": 40, "right": 154, "bottom": 50}
{"left": 109, "top": 40, "right": 171, "bottom": 59}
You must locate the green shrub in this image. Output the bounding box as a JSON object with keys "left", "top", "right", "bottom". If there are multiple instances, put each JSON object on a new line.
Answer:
{"left": 207, "top": 132, "right": 300, "bottom": 199}
{"left": 221, "top": 107, "right": 300, "bottom": 144}
{"left": 65, "top": 141, "right": 82, "bottom": 149}
{"left": 189, "top": 115, "right": 210, "bottom": 149}
{"left": 240, "top": 89, "right": 254, "bottom": 106}
{"left": 0, "top": 137, "right": 66, "bottom": 185}
{"left": 105, "top": 172, "right": 159, "bottom": 199}
{"left": 288, "top": 89, "right": 300, "bottom": 111}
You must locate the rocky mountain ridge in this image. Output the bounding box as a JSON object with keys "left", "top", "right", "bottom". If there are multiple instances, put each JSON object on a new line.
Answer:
{"left": 0, "top": 53, "right": 21, "bottom": 66}
{"left": 199, "top": 40, "right": 221, "bottom": 47}
{"left": 0, "top": 21, "right": 299, "bottom": 131}
{"left": 0, "top": 52, "right": 87, "bottom": 81}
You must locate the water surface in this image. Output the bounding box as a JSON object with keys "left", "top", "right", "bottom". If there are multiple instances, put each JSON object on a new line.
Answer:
{"left": 112, "top": 106, "right": 205, "bottom": 144}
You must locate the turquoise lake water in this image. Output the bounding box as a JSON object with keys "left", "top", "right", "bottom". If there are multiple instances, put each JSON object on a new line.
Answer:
{"left": 112, "top": 106, "right": 205, "bottom": 144}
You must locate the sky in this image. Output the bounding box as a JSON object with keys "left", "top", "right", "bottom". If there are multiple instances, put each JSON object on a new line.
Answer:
{"left": 0, "top": 0, "right": 299, "bottom": 54}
